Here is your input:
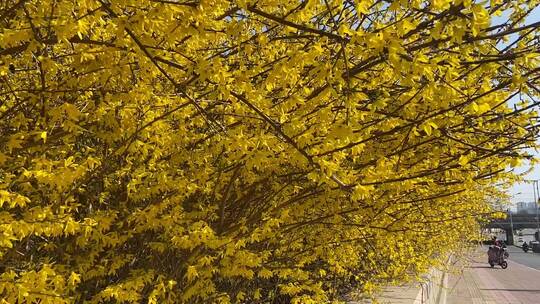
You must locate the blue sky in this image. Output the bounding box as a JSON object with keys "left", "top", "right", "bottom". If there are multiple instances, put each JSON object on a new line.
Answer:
{"left": 501, "top": 6, "right": 540, "bottom": 207}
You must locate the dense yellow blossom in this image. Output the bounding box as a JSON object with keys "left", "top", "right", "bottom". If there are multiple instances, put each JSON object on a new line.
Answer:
{"left": 0, "top": 0, "right": 539, "bottom": 302}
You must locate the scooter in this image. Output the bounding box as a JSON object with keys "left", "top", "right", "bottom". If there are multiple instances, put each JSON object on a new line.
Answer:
{"left": 488, "top": 246, "right": 509, "bottom": 269}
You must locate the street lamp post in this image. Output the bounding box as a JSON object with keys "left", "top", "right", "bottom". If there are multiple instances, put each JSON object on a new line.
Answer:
{"left": 507, "top": 192, "right": 521, "bottom": 245}
{"left": 508, "top": 208, "right": 514, "bottom": 245}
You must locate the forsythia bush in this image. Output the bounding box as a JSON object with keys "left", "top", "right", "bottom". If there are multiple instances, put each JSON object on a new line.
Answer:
{"left": 1, "top": 0, "right": 539, "bottom": 302}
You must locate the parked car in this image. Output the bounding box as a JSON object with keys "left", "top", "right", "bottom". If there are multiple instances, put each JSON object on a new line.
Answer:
{"left": 531, "top": 241, "right": 540, "bottom": 253}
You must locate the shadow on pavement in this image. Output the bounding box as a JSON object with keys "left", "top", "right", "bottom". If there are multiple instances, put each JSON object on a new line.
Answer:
{"left": 468, "top": 265, "right": 492, "bottom": 269}
{"left": 380, "top": 296, "right": 418, "bottom": 300}
{"left": 480, "top": 288, "right": 540, "bottom": 293}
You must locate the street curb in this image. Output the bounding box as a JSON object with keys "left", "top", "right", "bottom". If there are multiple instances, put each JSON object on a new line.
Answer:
{"left": 437, "top": 269, "right": 448, "bottom": 304}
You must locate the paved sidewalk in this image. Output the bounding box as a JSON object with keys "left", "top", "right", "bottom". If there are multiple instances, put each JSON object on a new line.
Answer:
{"left": 348, "top": 245, "right": 540, "bottom": 303}
{"left": 346, "top": 283, "right": 422, "bottom": 304}
{"left": 347, "top": 268, "right": 445, "bottom": 304}
{"left": 446, "top": 246, "right": 540, "bottom": 303}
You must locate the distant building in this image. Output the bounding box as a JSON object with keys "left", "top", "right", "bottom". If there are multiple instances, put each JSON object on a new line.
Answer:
{"left": 516, "top": 201, "right": 538, "bottom": 214}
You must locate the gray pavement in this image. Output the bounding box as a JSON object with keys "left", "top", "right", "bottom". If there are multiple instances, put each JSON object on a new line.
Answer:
{"left": 446, "top": 246, "right": 540, "bottom": 303}
{"left": 348, "top": 245, "right": 540, "bottom": 304}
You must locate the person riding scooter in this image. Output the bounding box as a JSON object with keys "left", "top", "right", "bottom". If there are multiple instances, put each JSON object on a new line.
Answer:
{"left": 523, "top": 241, "right": 530, "bottom": 252}
{"left": 492, "top": 236, "right": 505, "bottom": 248}
{"left": 488, "top": 236, "right": 509, "bottom": 268}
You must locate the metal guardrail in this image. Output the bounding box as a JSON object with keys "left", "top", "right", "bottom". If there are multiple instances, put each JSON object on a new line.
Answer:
{"left": 415, "top": 268, "right": 446, "bottom": 304}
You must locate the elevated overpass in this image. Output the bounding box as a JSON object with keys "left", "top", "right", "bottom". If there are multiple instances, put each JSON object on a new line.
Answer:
{"left": 485, "top": 213, "right": 540, "bottom": 244}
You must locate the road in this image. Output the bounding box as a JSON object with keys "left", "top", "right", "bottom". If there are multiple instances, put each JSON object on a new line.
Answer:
{"left": 446, "top": 245, "right": 540, "bottom": 303}
{"left": 505, "top": 245, "right": 540, "bottom": 270}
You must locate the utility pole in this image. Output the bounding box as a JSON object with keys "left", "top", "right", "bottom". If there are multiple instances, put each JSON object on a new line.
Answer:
{"left": 535, "top": 180, "right": 540, "bottom": 241}
{"left": 525, "top": 179, "right": 540, "bottom": 241}
{"left": 529, "top": 179, "right": 540, "bottom": 241}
